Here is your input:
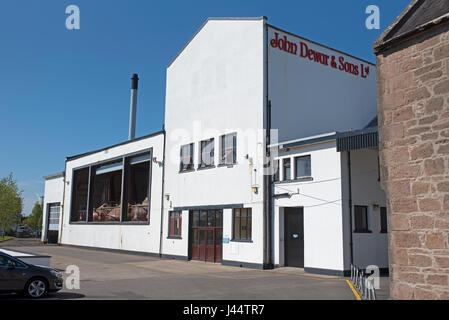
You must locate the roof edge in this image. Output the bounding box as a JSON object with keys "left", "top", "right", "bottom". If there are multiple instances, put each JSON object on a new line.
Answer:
{"left": 373, "top": 0, "right": 449, "bottom": 54}
{"left": 66, "top": 129, "right": 165, "bottom": 162}
{"left": 374, "top": 13, "right": 449, "bottom": 54}
{"left": 43, "top": 172, "right": 65, "bottom": 180}
{"left": 373, "top": 0, "right": 420, "bottom": 52}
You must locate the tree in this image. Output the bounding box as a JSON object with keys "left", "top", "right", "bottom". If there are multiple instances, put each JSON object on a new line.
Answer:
{"left": 0, "top": 173, "right": 23, "bottom": 238}
{"left": 27, "top": 202, "right": 43, "bottom": 231}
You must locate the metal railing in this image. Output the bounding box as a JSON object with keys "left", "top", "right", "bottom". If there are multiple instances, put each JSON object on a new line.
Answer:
{"left": 350, "top": 264, "right": 376, "bottom": 300}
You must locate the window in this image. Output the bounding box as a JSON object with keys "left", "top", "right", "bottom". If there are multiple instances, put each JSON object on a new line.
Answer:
{"left": 91, "top": 161, "right": 123, "bottom": 222}
{"left": 69, "top": 150, "right": 152, "bottom": 225}
{"left": 295, "top": 155, "right": 311, "bottom": 179}
{"left": 283, "top": 158, "right": 291, "bottom": 181}
{"left": 199, "top": 138, "right": 214, "bottom": 168}
{"left": 273, "top": 159, "right": 280, "bottom": 182}
{"left": 180, "top": 143, "right": 194, "bottom": 171}
{"left": 220, "top": 133, "right": 237, "bottom": 165}
{"left": 233, "top": 208, "right": 252, "bottom": 241}
{"left": 191, "top": 210, "right": 222, "bottom": 228}
{"left": 70, "top": 167, "right": 89, "bottom": 222}
{"left": 354, "top": 205, "right": 370, "bottom": 233}
{"left": 169, "top": 211, "right": 182, "bottom": 237}
{"left": 124, "top": 154, "right": 151, "bottom": 222}
{"left": 0, "top": 256, "right": 25, "bottom": 268}
{"left": 380, "top": 207, "right": 387, "bottom": 233}
{"left": 0, "top": 256, "right": 10, "bottom": 267}
{"left": 48, "top": 203, "right": 60, "bottom": 231}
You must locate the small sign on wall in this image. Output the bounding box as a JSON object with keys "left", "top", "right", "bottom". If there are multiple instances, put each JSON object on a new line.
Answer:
{"left": 223, "top": 237, "right": 230, "bottom": 244}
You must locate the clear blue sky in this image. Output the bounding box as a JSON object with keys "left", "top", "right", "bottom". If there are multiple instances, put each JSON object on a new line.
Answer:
{"left": 0, "top": 0, "right": 410, "bottom": 215}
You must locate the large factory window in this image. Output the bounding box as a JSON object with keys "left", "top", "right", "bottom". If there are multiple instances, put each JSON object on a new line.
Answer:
{"left": 69, "top": 150, "right": 152, "bottom": 225}
{"left": 124, "top": 154, "right": 151, "bottom": 222}
{"left": 70, "top": 167, "right": 89, "bottom": 222}
{"left": 91, "top": 161, "right": 123, "bottom": 222}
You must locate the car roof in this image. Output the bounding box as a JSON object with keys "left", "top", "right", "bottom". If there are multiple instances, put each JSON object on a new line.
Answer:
{"left": 0, "top": 251, "right": 29, "bottom": 265}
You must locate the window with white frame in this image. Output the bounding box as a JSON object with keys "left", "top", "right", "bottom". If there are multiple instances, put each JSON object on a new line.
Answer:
{"left": 180, "top": 143, "right": 194, "bottom": 171}
{"left": 220, "top": 133, "right": 237, "bottom": 165}
{"left": 232, "top": 208, "right": 252, "bottom": 241}
{"left": 199, "top": 138, "right": 214, "bottom": 168}
{"left": 295, "top": 155, "right": 311, "bottom": 179}
{"left": 168, "top": 211, "right": 182, "bottom": 238}
{"left": 283, "top": 158, "right": 291, "bottom": 181}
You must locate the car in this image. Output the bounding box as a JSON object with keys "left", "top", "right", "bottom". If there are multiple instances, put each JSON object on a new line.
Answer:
{"left": 16, "top": 226, "right": 34, "bottom": 238}
{"left": 0, "top": 251, "right": 63, "bottom": 298}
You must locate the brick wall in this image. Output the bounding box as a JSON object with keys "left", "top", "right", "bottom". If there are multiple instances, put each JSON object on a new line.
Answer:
{"left": 376, "top": 22, "right": 449, "bottom": 300}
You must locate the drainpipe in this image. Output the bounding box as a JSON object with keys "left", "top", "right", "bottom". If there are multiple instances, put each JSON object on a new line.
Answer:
{"left": 58, "top": 161, "right": 68, "bottom": 245}
{"left": 347, "top": 151, "right": 354, "bottom": 266}
{"left": 263, "top": 18, "right": 274, "bottom": 270}
{"left": 158, "top": 126, "right": 166, "bottom": 258}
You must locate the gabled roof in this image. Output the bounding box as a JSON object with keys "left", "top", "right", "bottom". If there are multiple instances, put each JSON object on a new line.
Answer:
{"left": 167, "top": 17, "right": 266, "bottom": 68}
{"left": 374, "top": 0, "right": 449, "bottom": 53}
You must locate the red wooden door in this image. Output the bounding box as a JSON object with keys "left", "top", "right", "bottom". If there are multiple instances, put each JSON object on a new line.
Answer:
{"left": 190, "top": 209, "right": 223, "bottom": 263}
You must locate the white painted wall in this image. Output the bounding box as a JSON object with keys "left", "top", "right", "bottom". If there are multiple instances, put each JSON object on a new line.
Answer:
{"left": 162, "top": 18, "right": 266, "bottom": 264}
{"left": 273, "top": 141, "right": 345, "bottom": 271}
{"left": 42, "top": 175, "right": 64, "bottom": 242}
{"left": 60, "top": 133, "right": 164, "bottom": 254}
{"left": 341, "top": 148, "right": 388, "bottom": 270}
{"left": 267, "top": 26, "right": 377, "bottom": 143}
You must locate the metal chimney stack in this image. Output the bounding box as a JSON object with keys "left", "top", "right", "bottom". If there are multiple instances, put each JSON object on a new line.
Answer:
{"left": 128, "top": 73, "right": 139, "bottom": 140}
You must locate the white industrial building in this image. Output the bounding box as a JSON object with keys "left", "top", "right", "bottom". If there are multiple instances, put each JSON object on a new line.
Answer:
{"left": 42, "top": 17, "right": 387, "bottom": 276}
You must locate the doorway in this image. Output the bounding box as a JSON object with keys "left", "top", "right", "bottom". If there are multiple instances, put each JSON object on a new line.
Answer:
{"left": 284, "top": 207, "right": 304, "bottom": 268}
{"left": 190, "top": 209, "right": 223, "bottom": 263}
{"left": 46, "top": 203, "right": 60, "bottom": 244}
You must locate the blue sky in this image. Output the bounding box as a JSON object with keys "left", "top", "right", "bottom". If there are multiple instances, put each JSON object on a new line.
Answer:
{"left": 0, "top": 0, "right": 410, "bottom": 215}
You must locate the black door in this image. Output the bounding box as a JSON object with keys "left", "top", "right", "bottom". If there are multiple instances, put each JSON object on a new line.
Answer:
{"left": 284, "top": 207, "right": 304, "bottom": 268}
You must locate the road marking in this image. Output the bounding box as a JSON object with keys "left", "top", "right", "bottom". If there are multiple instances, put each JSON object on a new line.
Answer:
{"left": 346, "top": 280, "right": 362, "bottom": 300}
